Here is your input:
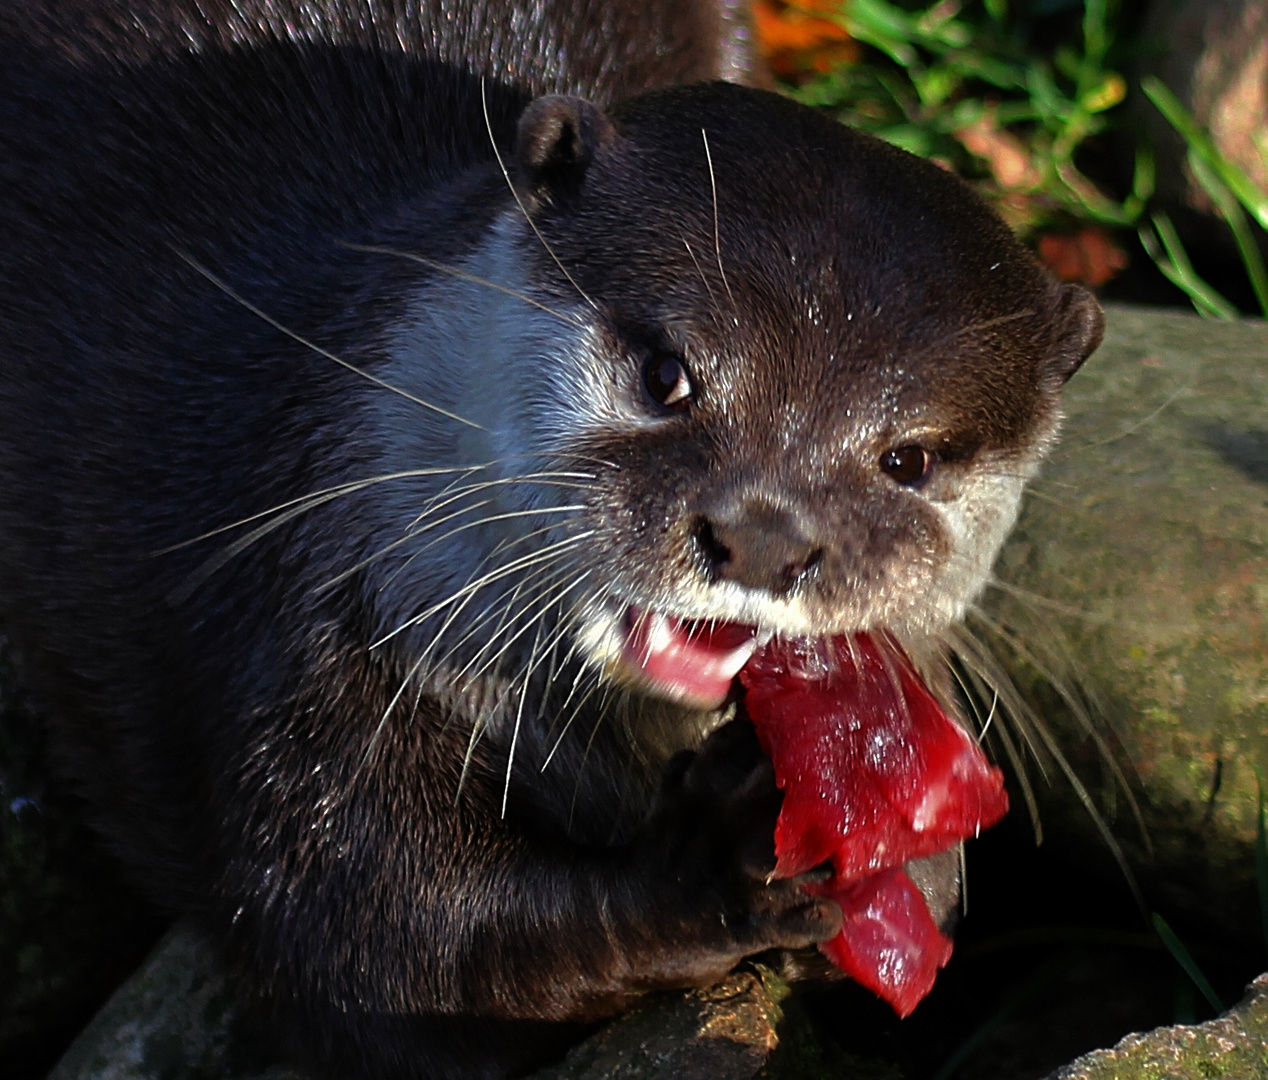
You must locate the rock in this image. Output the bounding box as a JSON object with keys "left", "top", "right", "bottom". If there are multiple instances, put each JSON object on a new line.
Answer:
{"left": 1137, "top": 0, "right": 1268, "bottom": 213}
{"left": 526, "top": 971, "right": 782, "bottom": 1080}
{"left": 1043, "top": 971, "right": 1268, "bottom": 1079}
{"left": 524, "top": 967, "right": 895, "bottom": 1079}
{"left": 46, "top": 923, "right": 291, "bottom": 1080}
{"left": 48, "top": 930, "right": 878, "bottom": 1080}
{"left": 985, "top": 303, "right": 1267, "bottom": 933}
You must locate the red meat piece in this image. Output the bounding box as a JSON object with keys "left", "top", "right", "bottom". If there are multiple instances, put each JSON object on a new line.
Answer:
{"left": 818, "top": 868, "right": 955, "bottom": 1017}
{"left": 739, "top": 632, "right": 1008, "bottom": 1014}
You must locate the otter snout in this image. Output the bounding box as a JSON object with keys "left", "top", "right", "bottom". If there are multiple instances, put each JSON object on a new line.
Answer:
{"left": 691, "top": 493, "right": 826, "bottom": 597}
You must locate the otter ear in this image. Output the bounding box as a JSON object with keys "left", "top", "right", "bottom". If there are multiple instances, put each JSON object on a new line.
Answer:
{"left": 515, "top": 95, "right": 615, "bottom": 201}
{"left": 1044, "top": 283, "right": 1105, "bottom": 384}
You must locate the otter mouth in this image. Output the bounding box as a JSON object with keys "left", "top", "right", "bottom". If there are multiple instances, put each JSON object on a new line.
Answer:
{"left": 618, "top": 605, "right": 1010, "bottom": 1017}
{"left": 619, "top": 607, "right": 759, "bottom": 709}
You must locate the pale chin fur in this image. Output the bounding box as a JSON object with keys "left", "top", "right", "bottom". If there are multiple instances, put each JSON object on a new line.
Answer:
{"left": 918, "top": 445, "right": 1045, "bottom": 629}
{"left": 363, "top": 210, "right": 1059, "bottom": 709}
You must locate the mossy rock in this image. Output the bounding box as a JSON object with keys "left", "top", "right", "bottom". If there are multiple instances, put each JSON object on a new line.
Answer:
{"left": 987, "top": 304, "right": 1267, "bottom": 933}
{"left": 1045, "top": 973, "right": 1268, "bottom": 1079}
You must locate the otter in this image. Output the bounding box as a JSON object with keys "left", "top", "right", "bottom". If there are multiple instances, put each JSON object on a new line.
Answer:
{"left": 0, "top": 1, "right": 1103, "bottom": 1077}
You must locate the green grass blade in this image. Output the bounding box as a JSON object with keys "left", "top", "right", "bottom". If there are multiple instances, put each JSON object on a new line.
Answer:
{"left": 1080, "top": 0, "right": 1111, "bottom": 80}
{"left": 1142, "top": 76, "right": 1268, "bottom": 229}
{"left": 1025, "top": 62, "right": 1072, "bottom": 125}
{"left": 1139, "top": 214, "right": 1239, "bottom": 319}
{"left": 1117, "top": 143, "right": 1156, "bottom": 221}
{"left": 951, "top": 52, "right": 1028, "bottom": 92}
{"left": 1257, "top": 771, "right": 1268, "bottom": 961}
{"left": 1132, "top": 142, "right": 1157, "bottom": 203}
{"left": 1188, "top": 152, "right": 1268, "bottom": 316}
{"left": 1152, "top": 913, "right": 1225, "bottom": 1014}
{"left": 842, "top": 0, "right": 922, "bottom": 66}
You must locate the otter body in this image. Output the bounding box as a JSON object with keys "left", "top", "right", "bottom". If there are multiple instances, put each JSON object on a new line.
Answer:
{"left": 0, "top": 3, "right": 1101, "bottom": 1077}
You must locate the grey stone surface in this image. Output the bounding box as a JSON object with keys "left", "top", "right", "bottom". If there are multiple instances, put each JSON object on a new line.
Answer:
{"left": 48, "top": 935, "right": 865, "bottom": 1080}
{"left": 46, "top": 924, "right": 292, "bottom": 1080}
{"left": 985, "top": 303, "right": 1267, "bottom": 929}
{"left": 526, "top": 972, "right": 781, "bottom": 1080}
{"left": 1044, "top": 972, "right": 1268, "bottom": 1080}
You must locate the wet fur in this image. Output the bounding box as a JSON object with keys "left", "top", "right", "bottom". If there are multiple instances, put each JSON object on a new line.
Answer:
{"left": 0, "top": 3, "right": 1102, "bottom": 1078}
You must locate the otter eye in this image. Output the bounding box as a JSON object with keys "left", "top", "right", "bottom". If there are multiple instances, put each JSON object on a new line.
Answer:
{"left": 642, "top": 354, "right": 693, "bottom": 412}
{"left": 880, "top": 445, "right": 933, "bottom": 486}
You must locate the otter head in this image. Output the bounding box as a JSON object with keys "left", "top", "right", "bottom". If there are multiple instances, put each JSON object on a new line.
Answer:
{"left": 374, "top": 82, "right": 1102, "bottom": 713}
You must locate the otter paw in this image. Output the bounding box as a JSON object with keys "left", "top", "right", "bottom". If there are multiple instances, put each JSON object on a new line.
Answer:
{"left": 640, "top": 720, "right": 841, "bottom": 956}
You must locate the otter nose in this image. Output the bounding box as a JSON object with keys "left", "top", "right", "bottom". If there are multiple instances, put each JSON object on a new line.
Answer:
{"left": 692, "top": 498, "right": 824, "bottom": 595}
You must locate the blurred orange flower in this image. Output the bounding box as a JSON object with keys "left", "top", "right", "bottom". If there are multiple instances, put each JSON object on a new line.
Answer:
{"left": 754, "top": 0, "right": 860, "bottom": 76}
{"left": 1038, "top": 227, "right": 1129, "bottom": 287}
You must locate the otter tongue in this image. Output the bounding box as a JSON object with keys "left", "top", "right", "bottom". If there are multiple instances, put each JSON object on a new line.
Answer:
{"left": 622, "top": 610, "right": 756, "bottom": 708}
{"left": 738, "top": 632, "right": 1009, "bottom": 1016}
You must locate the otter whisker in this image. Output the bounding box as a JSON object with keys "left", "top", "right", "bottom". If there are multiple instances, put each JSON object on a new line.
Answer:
{"left": 319, "top": 499, "right": 496, "bottom": 596}
{"left": 383, "top": 504, "right": 591, "bottom": 607}
{"left": 682, "top": 236, "right": 721, "bottom": 316}
{"left": 358, "top": 565, "right": 568, "bottom": 782}
{"left": 540, "top": 641, "right": 613, "bottom": 765}
{"left": 1011, "top": 485, "right": 1078, "bottom": 509}
{"left": 949, "top": 309, "right": 1038, "bottom": 339}
{"left": 435, "top": 549, "right": 590, "bottom": 681}
{"left": 498, "top": 572, "right": 603, "bottom": 818}
{"left": 943, "top": 634, "right": 1045, "bottom": 842}
{"left": 480, "top": 79, "right": 598, "bottom": 312}
{"left": 357, "top": 647, "right": 433, "bottom": 775}
{"left": 904, "top": 307, "right": 1041, "bottom": 368}
{"left": 410, "top": 522, "right": 594, "bottom": 681}
{"left": 426, "top": 556, "right": 585, "bottom": 684}
{"left": 404, "top": 471, "right": 597, "bottom": 534}
{"left": 158, "top": 466, "right": 488, "bottom": 554}
{"left": 456, "top": 564, "right": 595, "bottom": 694}
{"left": 340, "top": 242, "right": 584, "bottom": 326}
{"left": 541, "top": 667, "right": 605, "bottom": 773}
{"left": 522, "top": 580, "right": 601, "bottom": 709}
{"left": 977, "top": 688, "right": 1000, "bottom": 743}
{"left": 500, "top": 616, "right": 546, "bottom": 816}
{"left": 967, "top": 607, "right": 1148, "bottom": 851}
{"left": 328, "top": 502, "right": 587, "bottom": 598}
{"left": 538, "top": 584, "right": 616, "bottom": 733}
{"left": 165, "top": 489, "right": 366, "bottom": 603}
{"left": 163, "top": 467, "right": 495, "bottom": 601}
{"left": 700, "top": 129, "right": 737, "bottom": 316}
{"left": 1088, "top": 382, "right": 1191, "bottom": 448}
{"left": 541, "top": 588, "right": 621, "bottom": 772}
{"left": 392, "top": 513, "right": 590, "bottom": 639}
{"left": 173, "top": 248, "right": 482, "bottom": 429}
{"left": 376, "top": 561, "right": 581, "bottom": 779}
{"left": 983, "top": 576, "right": 1113, "bottom": 623}
{"left": 373, "top": 532, "right": 594, "bottom": 648}
{"left": 455, "top": 570, "right": 585, "bottom": 793}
